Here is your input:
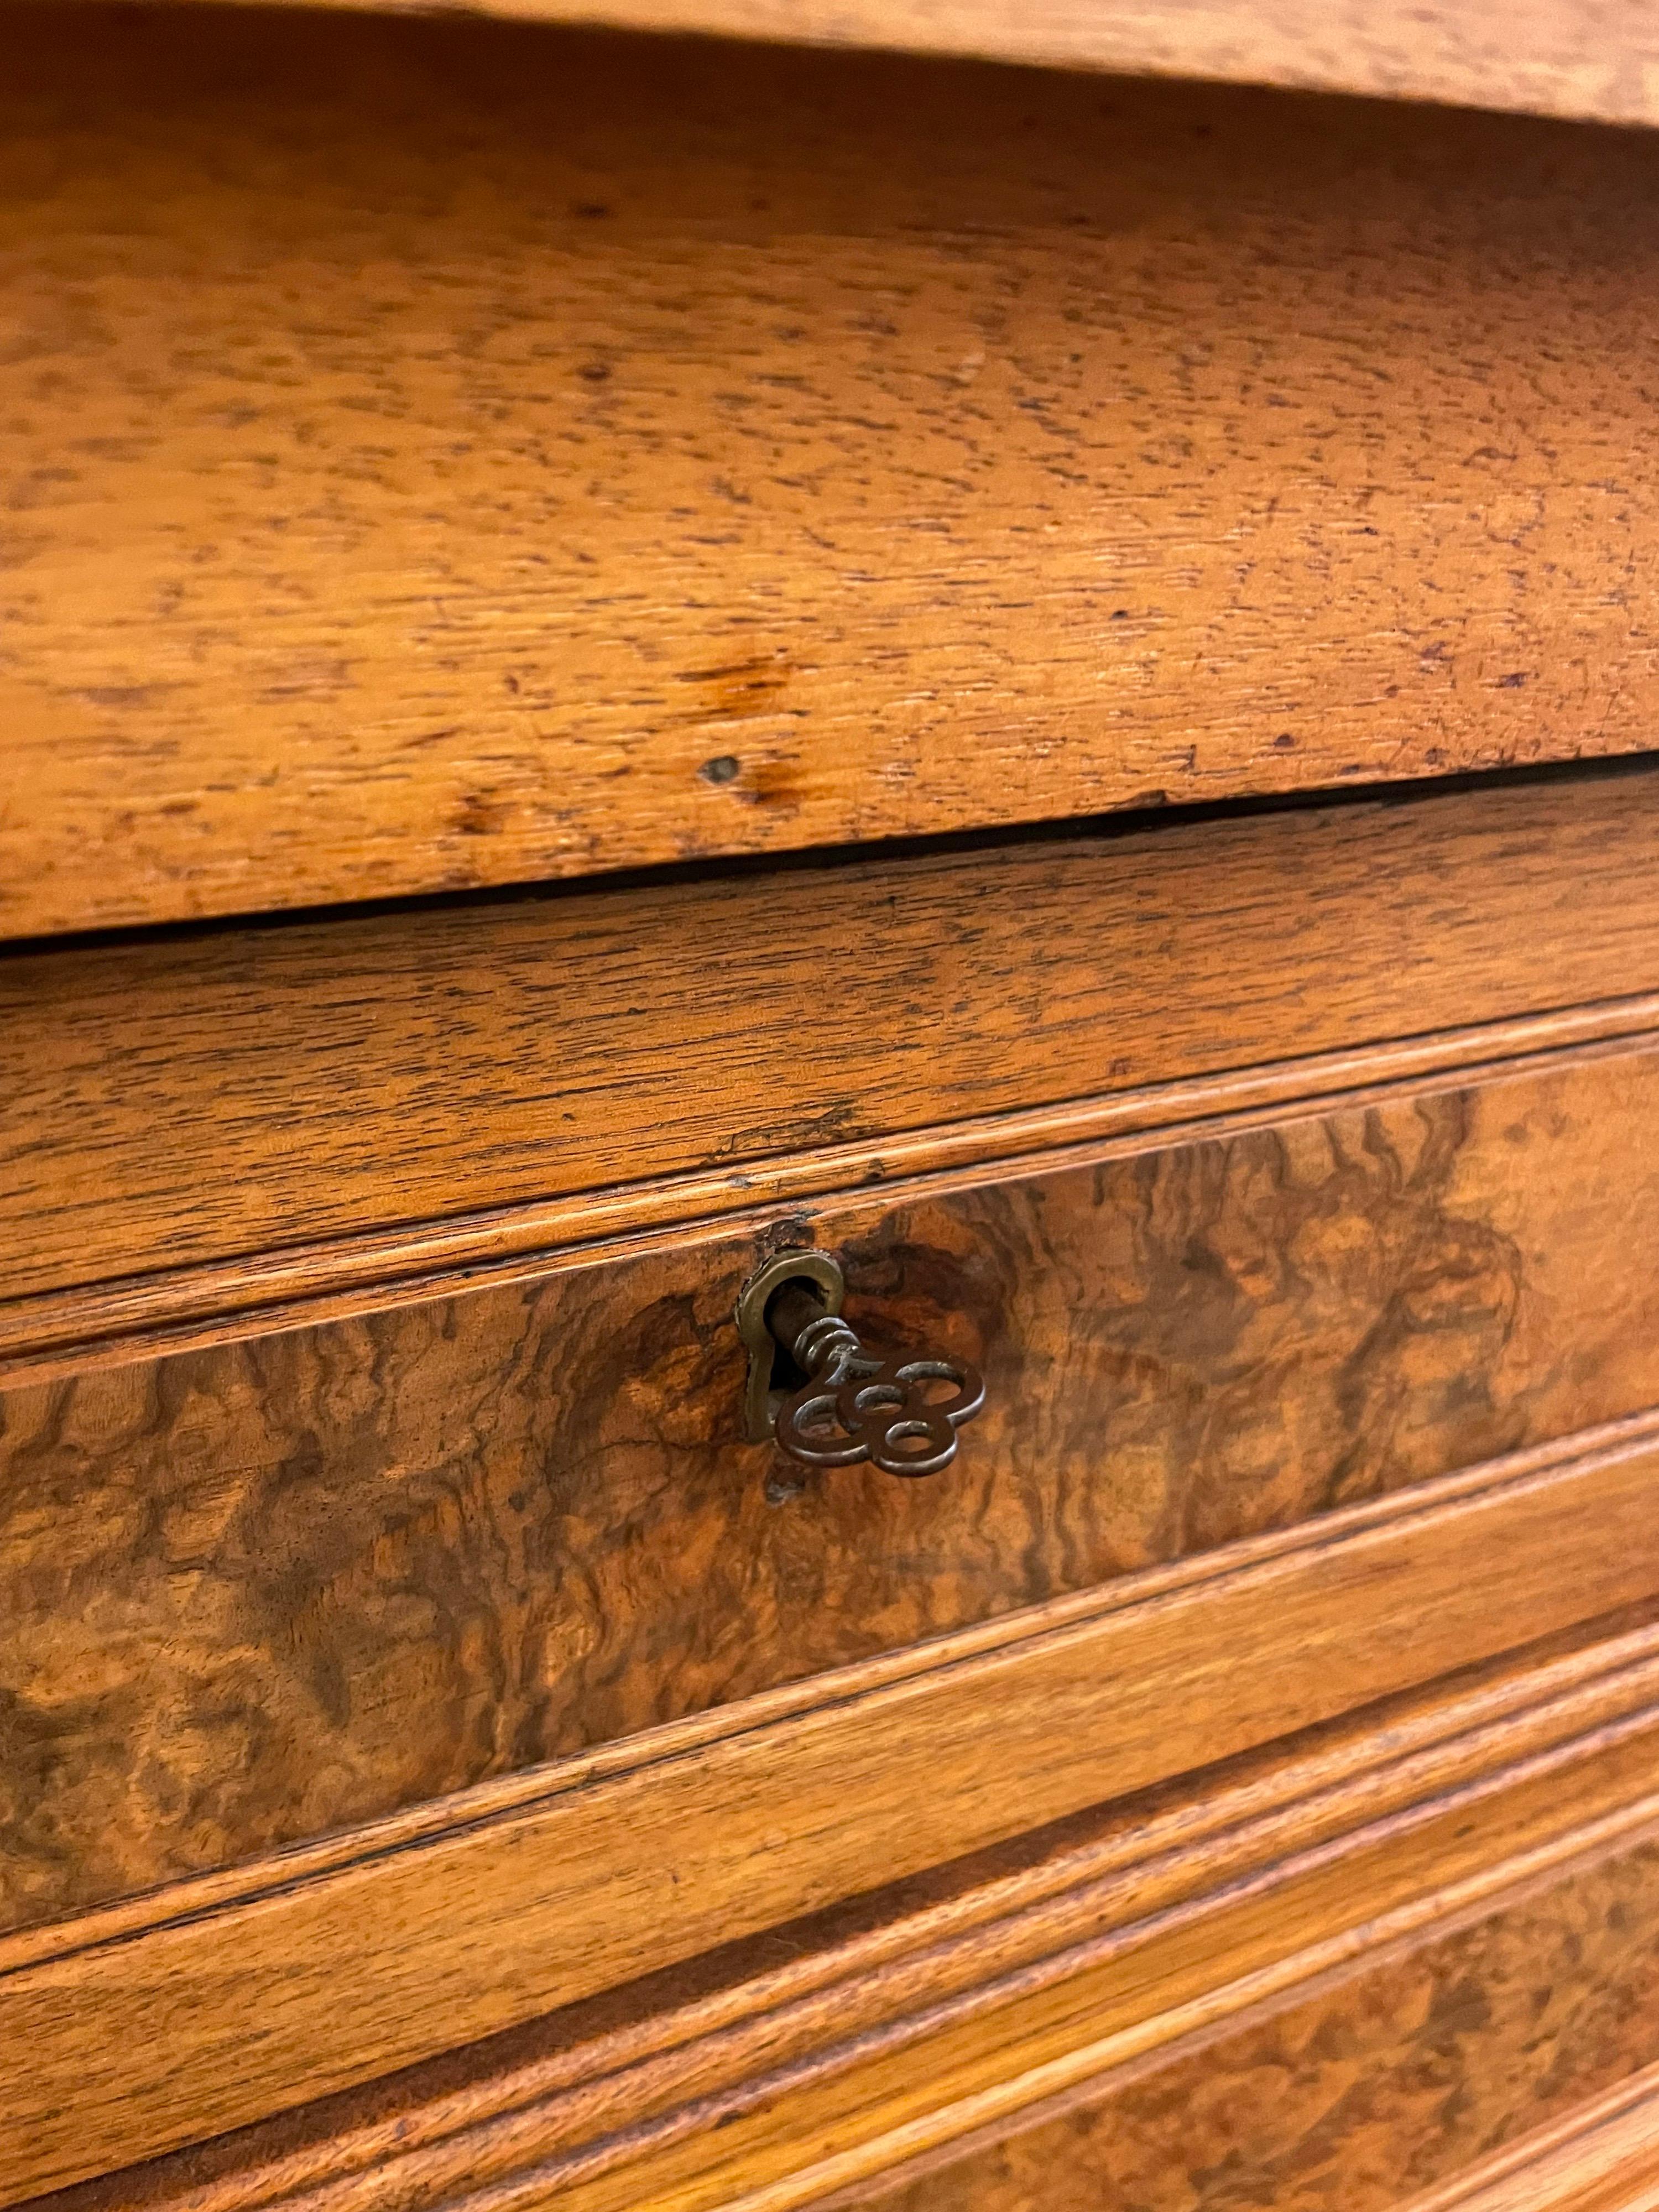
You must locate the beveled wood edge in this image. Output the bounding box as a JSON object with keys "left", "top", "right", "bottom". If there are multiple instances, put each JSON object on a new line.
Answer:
{"left": 46, "top": 1623, "right": 1659, "bottom": 2212}
{"left": 44, "top": 0, "right": 1659, "bottom": 137}
{"left": 792, "top": 1815, "right": 1659, "bottom": 2212}
{"left": 12, "top": 1409, "right": 1659, "bottom": 2197}
{"left": 726, "top": 1813, "right": 1659, "bottom": 2212}
{"left": 5, "top": 990, "right": 1656, "bottom": 1386}
{"left": 1396, "top": 2057, "right": 1659, "bottom": 2212}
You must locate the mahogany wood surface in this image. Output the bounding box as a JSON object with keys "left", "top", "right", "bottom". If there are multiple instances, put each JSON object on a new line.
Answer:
{"left": 8, "top": 12, "right": 1659, "bottom": 933}
{"left": 9, "top": 769, "right": 1659, "bottom": 1316}
{"left": 128, "top": 0, "right": 1659, "bottom": 137}
{"left": 5, "top": 1417, "right": 1659, "bottom": 2195}
{"left": 8, "top": 1034, "right": 1659, "bottom": 1926}
{"left": 22, "top": 1604, "right": 1659, "bottom": 2210}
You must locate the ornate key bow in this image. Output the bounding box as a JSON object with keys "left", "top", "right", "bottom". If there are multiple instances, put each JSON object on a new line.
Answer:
{"left": 773, "top": 1305, "right": 985, "bottom": 1479}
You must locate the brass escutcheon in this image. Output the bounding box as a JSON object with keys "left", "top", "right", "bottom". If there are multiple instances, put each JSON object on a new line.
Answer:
{"left": 735, "top": 1248, "right": 847, "bottom": 1444}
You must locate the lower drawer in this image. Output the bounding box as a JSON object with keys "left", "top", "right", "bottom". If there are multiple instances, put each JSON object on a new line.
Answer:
{"left": 28, "top": 1603, "right": 1659, "bottom": 2212}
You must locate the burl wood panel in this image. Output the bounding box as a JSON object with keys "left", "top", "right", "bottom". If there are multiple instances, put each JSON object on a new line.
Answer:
{"left": 837, "top": 1840, "right": 1659, "bottom": 2212}
{"left": 5, "top": 1042, "right": 1659, "bottom": 1929}
{"left": 9, "top": 11, "right": 1659, "bottom": 933}
{"left": 1401, "top": 2069, "right": 1659, "bottom": 2212}
{"left": 171, "top": 0, "right": 1659, "bottom": 138}
{"left": 10, "top": 770, "right": 1659, "bottom": 1307}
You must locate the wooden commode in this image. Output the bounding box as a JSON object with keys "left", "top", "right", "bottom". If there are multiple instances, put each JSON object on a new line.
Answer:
{"left": 7, "top": 5, "right": 1659, "bottom": 2208}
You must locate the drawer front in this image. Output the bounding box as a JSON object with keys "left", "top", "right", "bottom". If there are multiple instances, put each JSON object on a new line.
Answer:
{"left": 818, "top": 1832, "right": 1659, "bottom": 2212}
{"left": 6, "top": 769, "right": 1659, "bottom": 1929}
{"left": 14, "top": 1527, "right": 1659, "bottom": 2204}
{"left": 8, "top": 7, "right": 1659, "bottom": 934}
{"left": 8, "top": 974, "right": 1659, "bottom": 1931}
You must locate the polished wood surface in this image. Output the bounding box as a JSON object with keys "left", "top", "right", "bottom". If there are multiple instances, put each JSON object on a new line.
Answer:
{"left": 27, "top": 1606, "right": 1659, "bottom": 2211}
{"left": 132, "top": 0, "right": 1659, "bottom": 137}
{"left": 833, "top": 1829, "right": 1659, "bottom": 2212}
{"left": 9, "top": 768, "right": 1659, "bottom": 1319}
{"left": 15, "top": 994, "right": 1659, "bottom": 1389}
{"left": 6, "top": 0, "right": 1656, "bottom": 2195}
{"left": 8, "top": 1032, "right": 1659, "bottom": 1925}
{"left": 6, "top": 1416, "right": 1659, "bottom": 2195}
{"left": 8, "top": 12, "right": 1659, "bottom": 934}
{"left": 1399, "top": 2064, "right": 1659, "bottom": 2212}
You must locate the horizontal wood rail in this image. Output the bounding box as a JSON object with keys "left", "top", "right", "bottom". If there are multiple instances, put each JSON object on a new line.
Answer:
{"left": 10, "top": 14, "right": 1659, "bottom": 937}
{"left": 809, "top": 1813, "right": 1659, "bottom": 2212}
{"left": 11, "top": 1411, "right": 1659, "bottom": 2199}
{"left": 4, "top": 1007, "right": 1656, "bottom": 1387}
{"left": 12, "top": 766, "right": 1659, "bottom": 1366}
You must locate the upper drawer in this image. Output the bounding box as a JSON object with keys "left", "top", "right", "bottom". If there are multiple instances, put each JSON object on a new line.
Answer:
{"left": 8, "top": 7, "right": 1659, "bottom": 935}
{"left": 8, "top": 763, "right": 1659, "bottom": 1937}
{"left": 8, "top": 1032, "right": 1659, "bottom": 1936}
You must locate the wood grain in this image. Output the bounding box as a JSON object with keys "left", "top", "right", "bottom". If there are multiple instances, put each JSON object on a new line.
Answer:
{"left": 310, "top": 1763, "right": 1659, "bottom": 2212}
{"left": 9, "top": 768, "right": 1659, "bottom": 1313}
{"left": 19, "top": 1589, "right": 1659, "bottom": 2209}
{"left": 6, "top": 1414, "right": 1659, "bottom": 2195}
{"left": 47, "top": 1615, "right": 1659, "bottom": 2212}
{"left": 825, "top": 1829, "right": 1659, "bottom": 2212}
{"left": 8, "top": 10, "right": 1659, "bottom": 933}
{"left": 1398, "top": 2058, "right": 1659, "bottom": 2211}
{"left": 9, "top": 1037, "right": 1659, "bottom": 1924}
{"left": 14, "top": 999, "right": 1659, "bottom": 1390}
{"left": 128, "top": 0, "right": 1659, "bottom": 138}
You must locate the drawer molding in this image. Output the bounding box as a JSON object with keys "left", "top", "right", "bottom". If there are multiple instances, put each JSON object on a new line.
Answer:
{"left": 41, "top": 1611, "right": 1659, "bottom": 2212}
{"left": 10, "top": 1409, "right": 1659, "bottom": 2198}
{"left": 7, "top": 993, "right": 1659, "bottom": 1387}
{"left": 802, "top": 1808, "right": 1659, "bottom": 2212}
{"left": 13, "top": 769, "right": 1659, "bottom": 1332}
{"left": 1398, "top": 2056, "right": 1659, "bottom": 2212}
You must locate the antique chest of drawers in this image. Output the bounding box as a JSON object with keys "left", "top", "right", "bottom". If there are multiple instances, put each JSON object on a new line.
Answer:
{"left": 8, "top": 4, "right": 1659, "bottom": 2208}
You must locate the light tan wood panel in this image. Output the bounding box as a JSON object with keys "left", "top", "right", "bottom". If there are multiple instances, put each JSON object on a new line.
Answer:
{"left": 8, "top": 769, "right": 1659, "bottom": 1313}
{"left": 23, "top": 1588, "right": 1659, "bottom": 2210}
{"left": 8, "top": 11, "right": 1659, "bottom": 934}
{"left": 5, "top": 1416, "right": 1659, "bottom": 2198}
{"left": 132, "top": 0, "right": 1659, "bottom": 137}
{"left": 11, "top": 1036, "right": 1659, "bottom": 1926}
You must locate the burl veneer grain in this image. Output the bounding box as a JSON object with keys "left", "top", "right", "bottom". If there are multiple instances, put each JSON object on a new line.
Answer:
{"left": 837, "top": 1841, "right": 1659, "bottom": 2212}
{"left": 4, "top": 1042, "right": 1659, "bottom": 1927}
